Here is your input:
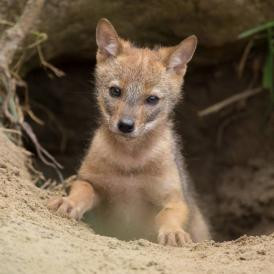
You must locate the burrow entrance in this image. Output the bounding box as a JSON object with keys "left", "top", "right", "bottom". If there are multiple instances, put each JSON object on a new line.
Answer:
{"left": 24, "top": 59, "right": 274, "bottom": 241}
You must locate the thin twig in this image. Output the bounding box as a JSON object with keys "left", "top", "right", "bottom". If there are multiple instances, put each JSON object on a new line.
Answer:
{"left": 37, "top": 45, "right": 65, "bottom": 77}
{"left": 27, "top": 31, "right": 48, "bottom": 49}
{"left": 40, "top": 179, "right": 53, "bottom": 189}
{"left": 31, "top": 101, "right": 68, "bottom": 151}
{"left": 21, "top": 122, "right": 63, "bottom": 170}
{"left": 0, "top": 127, "right": 21, "bottom": 135}
{"left": 237, "top": 38, "right": 254, "bottom": 78}
{"left": 1, "top": 70, "right": 17, "bottom": 123}
{"left": 11, "top": 71, "right": 44, "bottom": 125}
{"left": 198, "top": 87, "right": 263, "bottom": 117}
{"left": 0, "top": 20, "right": 14, "bottom": 27}
{"left": 21, "top": 122, "right": 64, "bottom": 181}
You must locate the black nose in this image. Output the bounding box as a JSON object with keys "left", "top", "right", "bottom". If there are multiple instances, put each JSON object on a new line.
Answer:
{"left": 118, "top": 118, "right": 135, "bottom": 133}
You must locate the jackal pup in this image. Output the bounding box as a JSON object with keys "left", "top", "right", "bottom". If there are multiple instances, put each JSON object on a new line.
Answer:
{"left": 48, "top": 18, "right": 210, "bottom": 246}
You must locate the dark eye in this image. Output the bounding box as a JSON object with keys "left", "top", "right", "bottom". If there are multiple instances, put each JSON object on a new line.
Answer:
{"left": 109, "top": 86, "right": 121, "bottom": 97}
{"left": 145, "top": 95, "right": 159, "bottom": 105}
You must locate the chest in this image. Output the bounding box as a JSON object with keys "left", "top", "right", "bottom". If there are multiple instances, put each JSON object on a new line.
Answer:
{"left": 90, "top": 172, "right": 147, "bottom": 202}
{"left": 88, "top": 173, "right": 157, "bottom": 238}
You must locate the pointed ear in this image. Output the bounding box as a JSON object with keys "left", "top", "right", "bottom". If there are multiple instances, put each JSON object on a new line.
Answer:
{"left": 167, "top": 35, "right": 197, "bottom": 74}
{"left": 96, "top": 18, "right": 121, "bottom": 59}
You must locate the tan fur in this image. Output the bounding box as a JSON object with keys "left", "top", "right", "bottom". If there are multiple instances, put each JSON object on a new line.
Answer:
{"left": 48, "top": 18, "right": 210, "bottom": 246}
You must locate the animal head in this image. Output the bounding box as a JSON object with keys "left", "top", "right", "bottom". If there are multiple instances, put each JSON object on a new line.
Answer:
{"left": 95, "top": 18, "right": 197, "bottom": 138}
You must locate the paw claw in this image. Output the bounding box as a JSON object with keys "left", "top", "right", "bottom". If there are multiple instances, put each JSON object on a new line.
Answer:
{"left": 158, "top": 228, "right": 192, "bottom": 247}
{"left": 47, "top": 197, "right": 63, "bottom": 211}
{"left": 47, "top": 197, "right": 83, "bottom": 220}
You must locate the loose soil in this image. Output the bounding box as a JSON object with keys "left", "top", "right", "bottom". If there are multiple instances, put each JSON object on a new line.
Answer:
{"left": 1, "top": 130, "right": 274, "bottom": 274}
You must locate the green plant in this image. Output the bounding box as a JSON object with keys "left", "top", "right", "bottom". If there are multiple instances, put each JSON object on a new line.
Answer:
{"left": 239, "top": 21, "right": 274, "bottom": 106}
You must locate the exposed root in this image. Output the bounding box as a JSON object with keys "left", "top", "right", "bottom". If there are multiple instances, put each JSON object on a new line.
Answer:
{"left": 198, "top": 87, "right": 263, "bottom": 117}
{"left": 0, "top": 0, "right": 63, "bottom": 183}
{"left": 37, "top": 45, "right": 65, "bottom": 77}
{"left": 31, "top": 101, "right": 68, "bottom": 152}
{"left": 21, "top": 122, "right": 63, "bottom": 181}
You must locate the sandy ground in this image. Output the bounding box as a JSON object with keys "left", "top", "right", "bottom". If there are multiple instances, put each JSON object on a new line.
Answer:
{"left": 0, "top": 131, "right": 274, "bottom": 274}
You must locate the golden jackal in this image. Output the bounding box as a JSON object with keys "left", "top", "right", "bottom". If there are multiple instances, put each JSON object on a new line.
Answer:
{"left": 48, "top": 18, "right": 210, "bottom": 246}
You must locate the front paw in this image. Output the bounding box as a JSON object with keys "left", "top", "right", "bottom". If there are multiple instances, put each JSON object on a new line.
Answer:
{"left": 48, "top": 197, "right": 84, "bottom": 221}
{"left": 158, "top": 227, "right": 192, "bottom": 247}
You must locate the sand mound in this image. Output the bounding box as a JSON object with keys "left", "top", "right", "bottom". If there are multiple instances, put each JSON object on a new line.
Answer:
{"left": 0, "top": 130, "right": 273, "bottom": 274}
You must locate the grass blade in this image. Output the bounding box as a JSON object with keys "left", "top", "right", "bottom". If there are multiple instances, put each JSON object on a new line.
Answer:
{"left": 239, "top": 21, "right": 274, "bottom": 39}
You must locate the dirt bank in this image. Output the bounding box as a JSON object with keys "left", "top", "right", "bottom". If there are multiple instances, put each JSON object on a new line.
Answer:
{"left": 0, "top": 130, "right": 274, "bottom": 274}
